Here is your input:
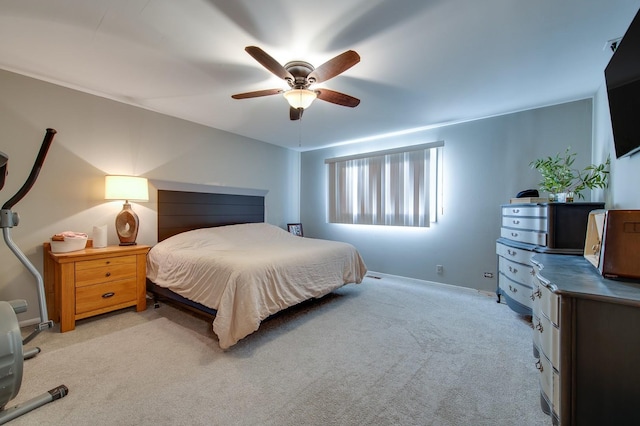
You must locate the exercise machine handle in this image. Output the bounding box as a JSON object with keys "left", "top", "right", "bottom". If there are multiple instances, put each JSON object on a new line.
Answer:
{"left": 2, "top": 128, "right": 56, "bottom": 210}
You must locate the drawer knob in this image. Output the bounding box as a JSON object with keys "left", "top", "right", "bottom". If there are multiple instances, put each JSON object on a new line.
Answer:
{"left": 508, "top": 265, "right": 518, "bottom": 274}
{"left": 511, "top": 232, "right": 518, "bottom": 237}
{"left": 105, "top": 260, "right": 111, "bottom": 265}
{"left": 531, "top": 287, "right": 542, "bottom": 302}
{"left": 102, "top": 292, "right": 115, "bottom": 299}
{"left": 535, "top": 321, "right": 543, "bottom": 333}
{"left": 512, "top": 219, "right": 520, "bottom": 225}
{"left": 105, "top": 272, "right": 111, "bottom": 277}
{"left": 508, "top": 285, "right": 517, "bottom": 294}
{"left": 507, "top": 249, "right": 517, "bottom": 256}
{"left": 531, "top": 288, "right": 542, "bottom": 300}
{"left": 535, "top": 360, "right": 543, "bottom": 372}
{"left": 512, "top": 209, "right": 520, "bottom": 213}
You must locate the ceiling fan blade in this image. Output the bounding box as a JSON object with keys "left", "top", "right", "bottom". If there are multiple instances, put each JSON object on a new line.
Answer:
{"left": 290, "top": 107, "right": 303, "bottom": 121}
{"left": 307, "top": 50, "right": 360, "bottom": 83}
{"left": 316, "top": 89, "right": 360, "bottom": 107}
{"left": 231, "top": 88, "right": 283, "bottom": 99}
{"left": 245, "top": 46, "right": 293, "bottom": 81}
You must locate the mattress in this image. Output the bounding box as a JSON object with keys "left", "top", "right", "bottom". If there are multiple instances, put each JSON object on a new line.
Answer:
{"left": 147, "top": 222, "right": 367, "bottom": 348}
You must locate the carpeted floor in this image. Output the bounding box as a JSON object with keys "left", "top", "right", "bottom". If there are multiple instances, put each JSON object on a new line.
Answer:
{"left": 11, "top": 274, "right": 550, "bottom": 425}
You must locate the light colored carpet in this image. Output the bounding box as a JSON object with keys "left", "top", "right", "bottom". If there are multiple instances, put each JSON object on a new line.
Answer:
{"left": 10, "top": 274, "right": 549, "bottom": 425}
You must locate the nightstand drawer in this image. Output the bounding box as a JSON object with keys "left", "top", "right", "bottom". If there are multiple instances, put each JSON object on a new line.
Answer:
{"left": 75, "top": 255, "right": 137, "bottom": 271}
{"left": 75, "top": 279, "right": 137, "bottom": 315}
{"left": 75, "top": 259, "right": 137, "bottom": 287}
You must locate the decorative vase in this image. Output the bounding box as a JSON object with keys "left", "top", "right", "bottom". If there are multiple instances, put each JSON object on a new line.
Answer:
{"left": 565, "top": 191, "right": 575, "bottom": 202}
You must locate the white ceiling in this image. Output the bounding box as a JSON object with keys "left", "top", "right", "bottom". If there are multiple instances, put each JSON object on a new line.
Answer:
{"left": 1, "top": 0, "right": 639, "bottom": 151}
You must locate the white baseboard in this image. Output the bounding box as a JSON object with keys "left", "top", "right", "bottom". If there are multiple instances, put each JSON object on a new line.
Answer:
{"left": 365, "top": 270, "right": 498, "bottom": 298}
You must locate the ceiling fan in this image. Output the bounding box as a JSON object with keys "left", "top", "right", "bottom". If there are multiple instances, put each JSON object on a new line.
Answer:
{"left": 231, "top": 46, "right": 361, "bottom": 120}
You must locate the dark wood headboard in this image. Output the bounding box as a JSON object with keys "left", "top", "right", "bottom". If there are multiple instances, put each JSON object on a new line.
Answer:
{"left": 157, "top": 190, "right": 265, "bottom": 241}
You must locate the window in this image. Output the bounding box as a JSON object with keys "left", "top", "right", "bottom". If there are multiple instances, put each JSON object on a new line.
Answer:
{"left": 326, "top": 141, "right": 443, "bottom": 227}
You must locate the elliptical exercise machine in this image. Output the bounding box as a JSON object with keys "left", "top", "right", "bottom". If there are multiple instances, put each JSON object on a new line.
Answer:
{"left": 0, "top": 128, "right": 68, "bottom": 424}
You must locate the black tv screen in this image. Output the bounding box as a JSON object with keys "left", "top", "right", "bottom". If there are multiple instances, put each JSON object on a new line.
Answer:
{"left": 605, "top": 8, "right": 640, "bottom": 158}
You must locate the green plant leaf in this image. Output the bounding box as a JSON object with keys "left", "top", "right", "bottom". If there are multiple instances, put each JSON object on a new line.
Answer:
{"left": 530, "top": 149, "right": 609, "bottom": 197}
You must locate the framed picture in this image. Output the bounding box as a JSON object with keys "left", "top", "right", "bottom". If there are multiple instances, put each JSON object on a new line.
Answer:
{"left": 287, "top": 223, "right": 303, "bottom": 237}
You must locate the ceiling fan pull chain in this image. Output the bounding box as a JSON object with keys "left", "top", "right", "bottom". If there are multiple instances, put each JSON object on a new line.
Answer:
{"left": 298, "top": 115, "right": 303, "bottom": 148}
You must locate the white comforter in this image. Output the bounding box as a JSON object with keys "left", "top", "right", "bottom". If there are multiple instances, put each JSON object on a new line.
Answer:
{"left": 147, "top": 223, "right": 367, "bottom": 349}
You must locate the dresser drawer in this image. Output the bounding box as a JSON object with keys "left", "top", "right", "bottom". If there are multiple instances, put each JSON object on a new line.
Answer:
{"left": 501, "top": 216, "right": 547, "bottom": 232}
{"left": 502, "top": 206, "right": 547, "bottom": 218}
{"left": 537, "top": 352, "right": 560, "bottom": 419}
{"left": 75, "top": 279, "right": 137, "bottom": 315}
{"left": 498, "top": 273, "right": 532, "bottom": 308}
{"left": 498, "top": 256, "right": 534, "bottom": 287}
{"left": 532, "top": 275, "right": 559, "bottom": 326}
{"left": 496, "top": 242, "right": 536, "bottom": 265}
{"left": 75, "top": 257, "right": 137, "bottom": 287}
{"left": 533, "top": 313, "right": 560, "bottom": 367}
{"left": 501, "top": 227, "right": 546, "bottom": 246}
{"left": 532, "top": 318, "right": 542, "bottom": 354}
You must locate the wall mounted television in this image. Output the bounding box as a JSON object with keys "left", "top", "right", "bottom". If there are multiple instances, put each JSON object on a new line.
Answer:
{"left": 605, "top": 8, "right": 640, "bottom": 158}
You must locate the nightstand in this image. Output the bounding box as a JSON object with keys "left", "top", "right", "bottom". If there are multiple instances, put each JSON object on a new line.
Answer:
{"left": 43, "top": 241, "right": 150, "bottom": 332}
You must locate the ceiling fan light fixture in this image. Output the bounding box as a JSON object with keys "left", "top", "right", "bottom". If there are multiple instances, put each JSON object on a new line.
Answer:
{"left": 283, "top": 89, "right": 317, "bottom": 109}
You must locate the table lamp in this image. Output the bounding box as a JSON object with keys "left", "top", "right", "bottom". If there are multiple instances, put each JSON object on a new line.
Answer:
{"left": 104, "top": 175, "right": 148, "bottom": 245}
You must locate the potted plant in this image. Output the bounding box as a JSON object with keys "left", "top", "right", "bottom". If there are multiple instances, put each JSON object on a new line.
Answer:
{"left": 530, "top": 147, "right": 610, "bottom": 201}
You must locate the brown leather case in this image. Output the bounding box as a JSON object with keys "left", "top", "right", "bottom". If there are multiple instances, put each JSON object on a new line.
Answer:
{"left": 599, "top": 210, "right": 640, "bottom": 279}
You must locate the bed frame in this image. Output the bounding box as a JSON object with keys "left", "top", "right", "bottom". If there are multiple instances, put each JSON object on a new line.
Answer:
{"left": 147, "top": 189, "right": 265, "bottom": 315}
{"left": 156, "top": 190, "right": 265, "bottom": 241}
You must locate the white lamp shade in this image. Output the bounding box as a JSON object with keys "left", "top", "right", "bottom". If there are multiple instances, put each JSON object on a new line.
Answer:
{"left": 283, "top": 89, "right": 317, "bottom": 109}
{"left": 104, "top": 175, "right": 149, "bottom": 201}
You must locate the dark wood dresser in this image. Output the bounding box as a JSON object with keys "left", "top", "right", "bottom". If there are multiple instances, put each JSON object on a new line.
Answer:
{"left": 531, "top": 253, "right": 640, "bottom": 425}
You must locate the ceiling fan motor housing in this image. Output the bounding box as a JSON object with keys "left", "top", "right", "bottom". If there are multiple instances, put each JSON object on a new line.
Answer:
{"left": 284, "top": 61, "right": 315, "bottom": 88}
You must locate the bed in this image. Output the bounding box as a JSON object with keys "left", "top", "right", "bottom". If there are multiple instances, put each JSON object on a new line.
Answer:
{"left": 146, "top": 190, "right": 367, "bottom": 349}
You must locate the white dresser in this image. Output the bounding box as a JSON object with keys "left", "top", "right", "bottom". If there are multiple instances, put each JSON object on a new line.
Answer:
{"left": 496, "top": 202, "right": 603, "bottom": 315}
{"left": 530, "top": 254, "right": 640, "bottom": 425}
{"left": 530, "top": 269, "right": 560, "bottom": 423}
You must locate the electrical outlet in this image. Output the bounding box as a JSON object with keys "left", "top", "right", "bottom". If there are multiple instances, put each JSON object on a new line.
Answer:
{"left": 436, "top": 265, "right": 443, "bottom": 274}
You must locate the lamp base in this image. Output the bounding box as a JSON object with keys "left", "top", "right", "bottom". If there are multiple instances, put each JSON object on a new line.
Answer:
{"left": 115, "top": 202, "right": 139, "bottom": 246}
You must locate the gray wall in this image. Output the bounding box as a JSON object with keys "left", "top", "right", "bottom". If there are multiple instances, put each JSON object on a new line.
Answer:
{"left": 300, "top": 99, "right": 595, "bottom": 292}
{"left": 0, "top": 69, "right": 300, "bottom": 324}
{"left": 593, "top": 83, "right": 640, "bottom": 208}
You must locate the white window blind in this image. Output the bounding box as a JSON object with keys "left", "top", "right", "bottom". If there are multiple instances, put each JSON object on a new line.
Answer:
{"left": 325, "top": 142, "right": 443, "bottom": 227}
